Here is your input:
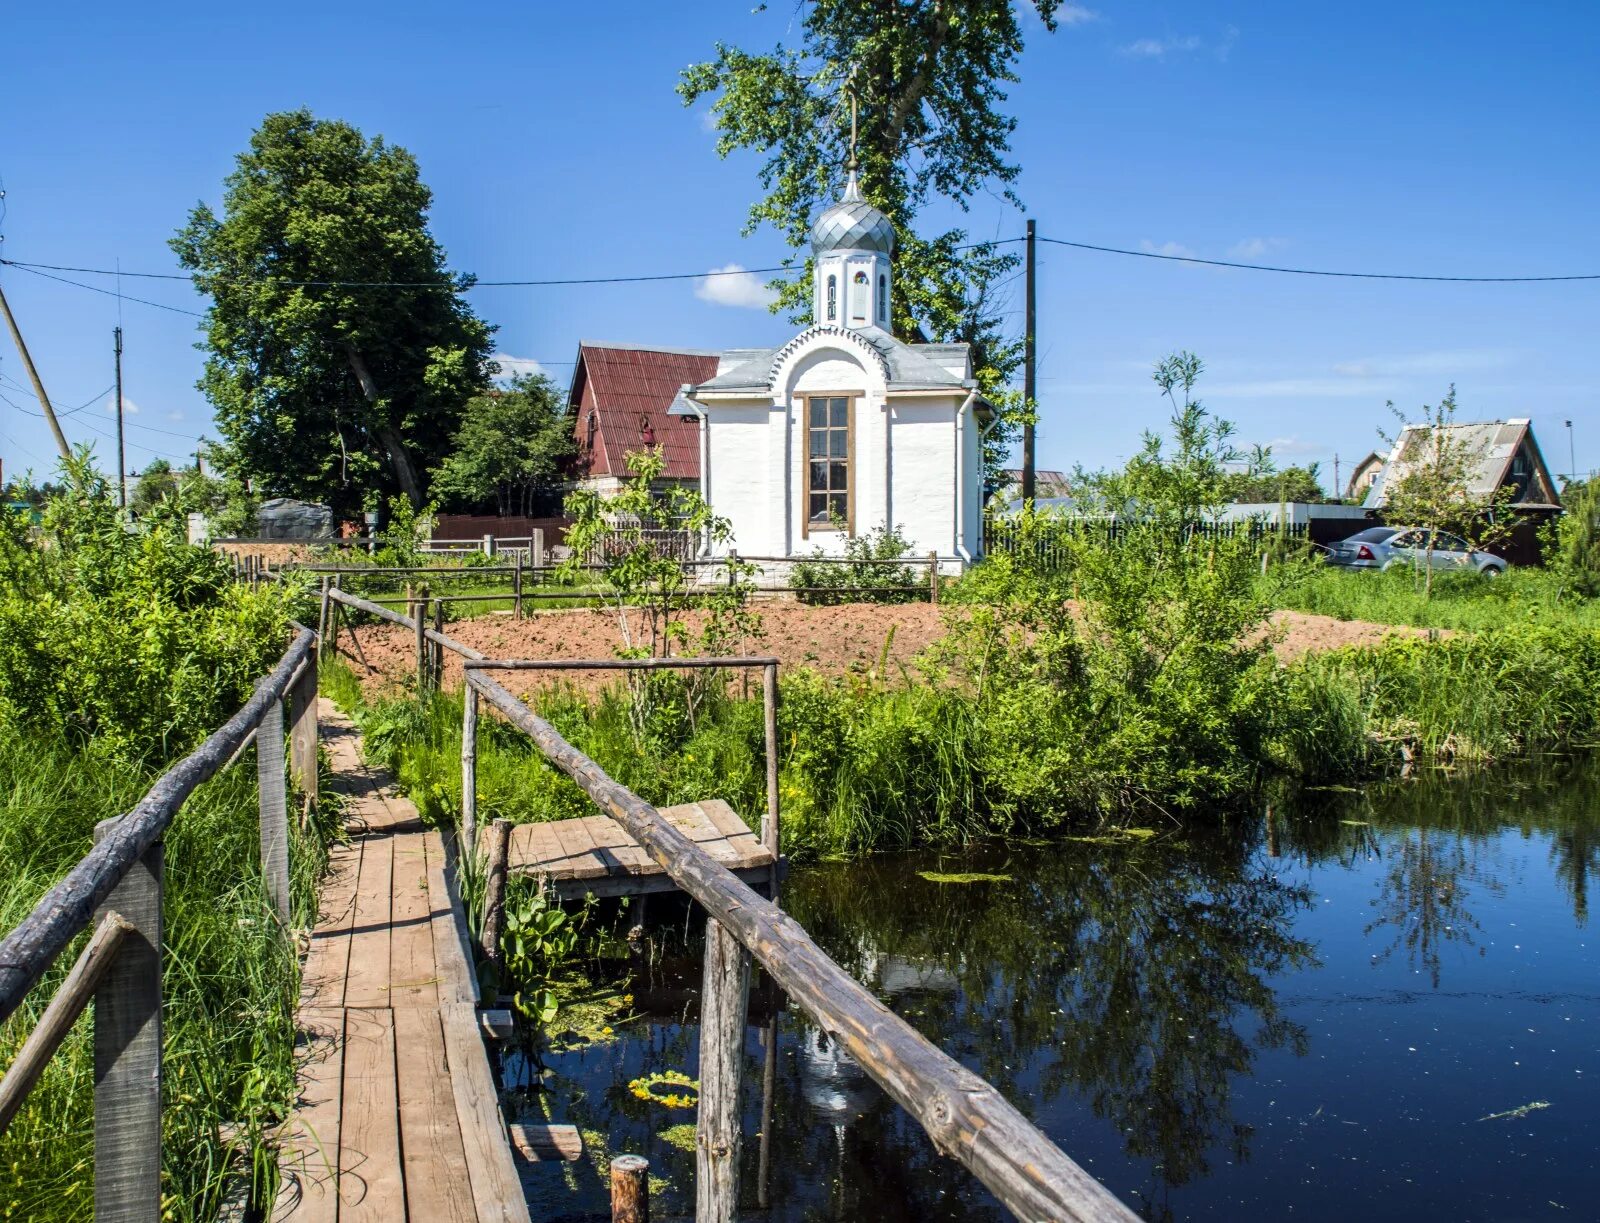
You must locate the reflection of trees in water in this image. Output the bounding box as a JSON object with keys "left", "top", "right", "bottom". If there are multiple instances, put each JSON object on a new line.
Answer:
{"left": 787, "top": 830, "right": 1315, "bottom": 1216}
{"left": 1282, "top": 756, "right": 1600, "bottom": 970}
{"left": 1363, "top": 828, "right": 1504, "bottom": 988}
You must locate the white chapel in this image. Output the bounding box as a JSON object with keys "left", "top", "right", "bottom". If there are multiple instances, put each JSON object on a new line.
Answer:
{"left": 662, "top": 169, "right": 993, "bottom": 571}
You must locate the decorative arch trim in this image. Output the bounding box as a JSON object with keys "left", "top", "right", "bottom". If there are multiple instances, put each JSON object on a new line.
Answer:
{"left": 767, "top": 325, "right": 891, "bottom": 392}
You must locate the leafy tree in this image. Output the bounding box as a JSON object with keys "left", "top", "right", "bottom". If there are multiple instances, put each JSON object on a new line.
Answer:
{"left": 130, "top": 459, "right": 179, "bottom": 516}
{"left": 1377, "top": 387, "right": 1515, "bottom": 596}
{"left": 679, "top": 0, "right": 1065, "bottom": 473}
{"left": 429, "top": 373, "right": 575, "bottom": 517}
{"left": 1222, "top": 446, "right": 1326, "bottom": 504}
{"left": 172, "top": 109, "right": 495, "bottom": 514}
{"left": 1547, "top": 476, "right": 1600, "bottom": 597}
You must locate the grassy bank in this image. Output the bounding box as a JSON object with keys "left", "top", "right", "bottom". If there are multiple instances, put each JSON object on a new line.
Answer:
{"left": 0, "top": 473, "right": 323, "bottom": 1220}
{"left": 1270, "top": 563, "right": 1600, "bottom": 633}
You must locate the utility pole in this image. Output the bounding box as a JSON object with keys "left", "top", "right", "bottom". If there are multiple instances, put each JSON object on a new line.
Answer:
{"left": 1565, "top": 419, "right": 1575, "bottom": 484}
{"left": 0, "top": 280, "right": 72, "bottom": 463}
{"left": 1333, "top": 453, "right": 1341, "bottom": 502}
{"left": 1021, "top": 218, "right": 1037, "bottom": 504}
{"left": 114, "top": 326, "right": 126, "bottom": 508}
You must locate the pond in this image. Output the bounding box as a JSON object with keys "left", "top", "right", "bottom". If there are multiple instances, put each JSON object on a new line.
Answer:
{"left": 502, "top": 758, "right": 1600, "bottom": 1221}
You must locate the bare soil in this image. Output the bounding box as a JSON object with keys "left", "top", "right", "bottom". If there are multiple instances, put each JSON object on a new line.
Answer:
{"left": 336, "top": 601, "right": 1434, "bottom": 700}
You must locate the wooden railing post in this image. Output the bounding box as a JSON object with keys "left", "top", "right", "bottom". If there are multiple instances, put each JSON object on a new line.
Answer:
{"left": 414, "top": 583, "right": 429, "bottom": 695}
{"left": 696, "top": 917, "right": 750, "bottom": 1223}
{"left": 461, "top": 685, "right": 479, "bottom": 852}
{"left": 610, "top": 1153, "right": 649, "bottom": 1223}
{"left": 928, "top": 550, "right": 940, "bottom": 603}
{"left": 92, "top": 819, "right": 163, "bottom": 1223}
{"left": 288, "top": 652, "right": 319, "bottom": 819}
{"left": 432, "top": 597, "right": 445, "bottom": 689}
{"left": 513, "top": 551, "right": 524, "bottom": 620}
{"left": 761, "top": 661, "right": 780, "bottom": 903}
{"left": 256, "top": 687, "right": 292, "bottom": 925}
{"left": 315, "top": 575, "right": 330, "bottom": 655}
{"left": 480, "top": 819, "right": 511, "bottom": 973}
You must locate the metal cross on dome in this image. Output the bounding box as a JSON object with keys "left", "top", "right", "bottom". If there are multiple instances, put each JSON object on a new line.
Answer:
{"left": 842, "top": 62, "right": 861, "bottom": 173}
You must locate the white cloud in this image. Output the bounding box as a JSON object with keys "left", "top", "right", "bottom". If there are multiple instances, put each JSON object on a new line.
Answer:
{"left": 105, "top": 395, "right": 139, "bottom": 415}
{"left": 1140, "top": 239, "right": 1198, "bottom": 260}
{"left": 1058, "top": 3, "right": 1099, "bottom": 25}
{"left": 491, "top": 353, "right": 547, "bottom": 382}
{"left": 1122, "top": 35, "right": 1201, "bottom": 58}
{"left": 1209, "top": 378, "right": 1388, "bottom": 399}
{"left": 1332, "top": 349, "right": 1516, "bottom": 379}
{"left": 1260, "top": 435, "right": 1326, "bottom": 458}
{"left": 1215, "top": 25, "right": 1240, "bottom": 62}
{"left": 166, "top": 410, "right": 183, "bottom": 422}
{"left": 694, "top": 264, "right": 778, "bottom": 310}
{"left": 698, "top": 107, "right": 720, "bottom": 133}
{"left": 1228, "top": 237, "right": 1287, "bottom": 260}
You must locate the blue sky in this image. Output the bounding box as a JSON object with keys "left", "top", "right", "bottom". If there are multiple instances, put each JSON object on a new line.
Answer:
{"left": 2, "top": 1, "right": 1596, "bottom": 492}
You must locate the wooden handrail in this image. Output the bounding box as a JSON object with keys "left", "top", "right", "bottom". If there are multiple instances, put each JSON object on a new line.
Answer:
{"left": 326, "top": 586, "right": 488, "bottom": 660}
{"left": 466, "top": 667, "right": 1138, "bottom": 1223}
{"left": 0, "top": 911, "right": 133, "bottom": 1137}
{"left": 0, "top": 628, "right": 316, "bottom": 1026}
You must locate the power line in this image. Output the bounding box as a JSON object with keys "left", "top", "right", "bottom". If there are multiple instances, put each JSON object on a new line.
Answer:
{"left": 0, "top": 260, "right": 207, "bottom": 316}
{"left": 0, "top": 239, "right": 1026, "bottom": 292}
{"left": 1035, "top": 237, "right": 1600, "bottom": 283}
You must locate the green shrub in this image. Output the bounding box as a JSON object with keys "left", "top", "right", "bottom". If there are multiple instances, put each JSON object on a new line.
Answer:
{"left": 790, "top": 523, "right": 923, "bottom": 605}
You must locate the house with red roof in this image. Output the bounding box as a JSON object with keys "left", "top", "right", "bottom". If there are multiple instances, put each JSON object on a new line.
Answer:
{"left": 565, "top": 343, "right": 717, "bottom": 495}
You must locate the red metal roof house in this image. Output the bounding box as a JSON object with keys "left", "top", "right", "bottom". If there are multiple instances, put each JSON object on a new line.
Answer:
{"left": 566, "top": 343, "right": 718, "bottom": 492}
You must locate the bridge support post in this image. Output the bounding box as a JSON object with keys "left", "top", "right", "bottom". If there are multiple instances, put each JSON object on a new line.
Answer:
{"left": 461, "top": 685, "right": 479, "bottom": 853}
{"left": 696, "top": 917, "right": 750, "bottom": 1222}
{"left": 92, "top": 820, "right": 163, "bottom": 1223}
{"left": 257, "top": 688, "right": 291, "bottom": 925}
{"left": 611, "top": 1153, "right": 649, "bottom": 1222}
{"left": 480, "top": 819, "right": 511, "bottom": 976}
{"left": 288, "top": 651, "right": 319, "bottom": 821}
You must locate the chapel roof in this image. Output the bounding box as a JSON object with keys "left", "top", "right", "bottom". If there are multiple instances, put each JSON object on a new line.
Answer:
{"left": 684, "top": 325, "right": 977, "bottom": 396}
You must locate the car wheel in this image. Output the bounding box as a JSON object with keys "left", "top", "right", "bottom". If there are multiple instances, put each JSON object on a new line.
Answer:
{"left": 1482, "top": 565, "right": 1504, "bottom": 578}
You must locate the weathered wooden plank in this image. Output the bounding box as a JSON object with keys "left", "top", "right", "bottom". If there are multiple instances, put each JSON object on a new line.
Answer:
{"left": 338, "top": 1008, "right": 404, "bottom": 1220}
{"left": 426, "top": 845, "right": 478, "bottom": 1008}
{"left": 697, "top": 916, "right": 750, "bottom": 1223}
{"left": 388, "top": 832, "right": 438, "bottom": 1006}
{"left": 581, "top": 812, "right": 654, "bottom": 876}
{"left": 342, "top": 830, "right": 394, "bottom": 1009}
{"left": 441, "top": 1002, "right": 532, "bottom": 1223}
{"left": 393, "top": 1007, "right": 476, "bottom": 1222}
{"left": 299, "top": 841, "right": 361, "bottom": 1008}
{"left": 477, "top": 1008, "right": 515, "bottom": 1041}
{"left": 549, "top": 817, "right": 607, "bottom": 879}
{"left": 274, "top": 1006, "right": 345, "bottom": 1222}
{"left": 469, "top": 668, "right": 1141, "bottom": 1223}
{"left": 508, "top": 1122, "right": 582, "bottom": 1162}
{"left": 546, "top": 865, "right": 779, "bottom": 902}
{"left": 92, "top": 824, "right": 163, "bottom": 1223}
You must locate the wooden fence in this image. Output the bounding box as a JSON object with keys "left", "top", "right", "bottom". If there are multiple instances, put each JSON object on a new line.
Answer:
{"left": 0, "top": 628, "right": 319, "bottom": 1220}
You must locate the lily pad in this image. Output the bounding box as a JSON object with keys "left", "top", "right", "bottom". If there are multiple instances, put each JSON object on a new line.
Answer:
{"left": 917, "top": 871, "right": 1013, "bottom": 884}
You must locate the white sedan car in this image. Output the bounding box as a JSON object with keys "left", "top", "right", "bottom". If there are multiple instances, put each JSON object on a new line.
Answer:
{"left": 1325, "top": 526, "right": 1507, "bottom": 576}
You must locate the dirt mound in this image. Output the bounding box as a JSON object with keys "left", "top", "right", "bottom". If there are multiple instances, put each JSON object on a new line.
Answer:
{"left": 335, "top": 600, "right": 1437, "bottom": 699}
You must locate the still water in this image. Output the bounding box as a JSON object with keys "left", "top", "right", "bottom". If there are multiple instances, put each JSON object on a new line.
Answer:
{"left": 505, "top": 760, "right": 1600, "bottom": 1221}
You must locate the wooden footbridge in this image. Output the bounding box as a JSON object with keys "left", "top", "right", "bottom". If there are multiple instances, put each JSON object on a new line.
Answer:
{"left": 0, "top": 585, "right": 1139, "bottom": 1223}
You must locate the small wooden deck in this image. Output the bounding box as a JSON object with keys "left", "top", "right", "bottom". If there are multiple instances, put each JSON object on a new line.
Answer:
{"left": 508, "top": 800, "right": 777, "bottom": 899}
{"left": 275, "top": 702, "right": 529, "bottom": 1223}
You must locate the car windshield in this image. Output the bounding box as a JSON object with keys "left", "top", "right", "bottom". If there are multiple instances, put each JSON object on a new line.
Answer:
{"left": 1345, "top": 527, "right": 1398, "bottom": 543}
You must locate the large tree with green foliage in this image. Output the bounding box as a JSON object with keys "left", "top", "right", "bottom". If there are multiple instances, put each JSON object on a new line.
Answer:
{"left": 679, "top": 0, "right": 1064, "bottom": 465}
{"left": 172, "top": 109, "right": 495, "bottom": 514}
{"left": 429, "top": 374, "right": 576, "bottom": 517}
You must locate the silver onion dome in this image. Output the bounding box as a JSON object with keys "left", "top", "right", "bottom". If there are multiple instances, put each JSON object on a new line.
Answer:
{"left": 810, "top": 172, "right": 896, "bottom": 256}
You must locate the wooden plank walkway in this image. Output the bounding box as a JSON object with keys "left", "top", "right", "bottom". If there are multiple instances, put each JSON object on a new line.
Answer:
{"left": 509, "top": 800, "right": 777, "bottom": 899}
{"left": 274, "top": 701, "right": 530, "bottom": 1223}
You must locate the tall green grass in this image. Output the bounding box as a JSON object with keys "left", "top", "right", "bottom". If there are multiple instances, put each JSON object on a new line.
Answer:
{"left": 1270, "top": 563, "right": 1600, "bottom": 633}
{"left": 0, "top": 733, "right": 334, "bottom": 1221}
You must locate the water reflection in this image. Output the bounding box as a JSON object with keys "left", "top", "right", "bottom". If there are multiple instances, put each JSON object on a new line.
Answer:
{"left": 509, "top": 756, "right": 1600, "bottom": 1221}
{"left": 786, "top": 831, "right": 1315, "bottom": 1218}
